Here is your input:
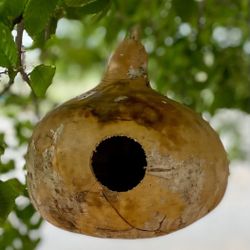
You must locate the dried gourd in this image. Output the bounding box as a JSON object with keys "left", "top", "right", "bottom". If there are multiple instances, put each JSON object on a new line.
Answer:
{"left": 26, "top": 33, "right": 229, "bottom": 238}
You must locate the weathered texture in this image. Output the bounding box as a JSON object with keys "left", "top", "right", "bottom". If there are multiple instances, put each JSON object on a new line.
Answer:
{"left": 26, "top": 36, "right": 229, "bottom": 238}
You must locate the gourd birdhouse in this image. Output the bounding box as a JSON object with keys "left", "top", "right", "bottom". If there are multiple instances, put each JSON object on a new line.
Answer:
{"left": 26, "top": 32, "right": 229, "bottom": 238}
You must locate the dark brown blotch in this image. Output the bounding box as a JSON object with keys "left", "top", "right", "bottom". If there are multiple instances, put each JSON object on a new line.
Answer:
{"left": 86, "top": 93, "right": 163, "bottom": 128}
{"left": 75, "top": 191, "right": 87, "bottom": 203}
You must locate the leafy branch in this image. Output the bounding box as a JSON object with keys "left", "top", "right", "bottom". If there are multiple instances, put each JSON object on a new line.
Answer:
{"left": 0, "top": 0, "right": 112, "bottom": 99}
{"left": 0, "top": 20, "right": 55, "bottom": 100}
{"left": 16, "top": 20, "right": 30, "bottom": 85}
{"left": 0, "top": 20, "right": 30, "bottom": 97}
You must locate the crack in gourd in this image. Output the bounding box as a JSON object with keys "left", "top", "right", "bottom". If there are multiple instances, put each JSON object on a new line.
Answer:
{"left": 102, "top": 191, "right": 166, "bottom": 233}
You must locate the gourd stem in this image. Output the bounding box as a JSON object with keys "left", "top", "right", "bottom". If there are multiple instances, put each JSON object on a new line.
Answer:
{"left": 129, "top": 25, "right": 141, "bottom": 41}
{"left": 101, "top": 25, "right": 148, "bottom": 84}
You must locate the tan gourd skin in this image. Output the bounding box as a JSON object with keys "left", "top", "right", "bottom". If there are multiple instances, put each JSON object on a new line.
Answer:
{"left": 26, "top": 36, "right": 229, "bottom": 238}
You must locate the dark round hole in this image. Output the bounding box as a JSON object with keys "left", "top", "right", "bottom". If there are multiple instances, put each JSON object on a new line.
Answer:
{"left": 91, "top": 136, "right": 147, "bottom": 192}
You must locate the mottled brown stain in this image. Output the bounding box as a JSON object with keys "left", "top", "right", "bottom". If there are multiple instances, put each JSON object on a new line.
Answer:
{"left": 35, "top": 134, "right": 52, "bottom": 153}
{"left": 87, "top": 192, "right": 104, "bottom": 208}
{"left": 102, "top": 189, "right": 119, "bottom": 203}
{"left": 167, "top": 131, "right": 183, "bottom": 145}
{"left": 86, "top": 93, "right": 163, "bottom": 129}
{"left": 167, "top": 117, "right": 180, "bottom": 127}
{"left": 48, "top": 208, "right": 76, "bottom": 231}
{"left": 84, "top": 110, "right": 91, "bottom": 118}
{"left": 55, "top": 188, "right": 60, "bottom": 194}
{"left": 75, "top": 191, "right": 87, "bottom": 203}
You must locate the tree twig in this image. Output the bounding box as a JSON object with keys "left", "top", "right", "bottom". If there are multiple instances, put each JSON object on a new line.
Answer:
{"left": 0, "top": 68, "right": 17, "bottom": 97}
{"left": 15, "top": 21, "right": 40, "bottom": 118}
{"left": 129, "top": 25, "right": 141, "bottom": 40}
{"left": 0, "top": 77, "right": 15, "bottom": 97}
{"left": 16, "top": 21, "right": 30, "bottom": 85}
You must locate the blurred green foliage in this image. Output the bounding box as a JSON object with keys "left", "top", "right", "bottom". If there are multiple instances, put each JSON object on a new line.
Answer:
{"left": 0, "top": 179, "right": 24, "bottom": 224}
{"left": 0, "top": 0, "right": 249, "bottom": 249}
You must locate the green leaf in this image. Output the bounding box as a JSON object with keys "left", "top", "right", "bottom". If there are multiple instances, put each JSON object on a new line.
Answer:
{"left": 0, "top": 51, "right": 10, "bottom": 67}
{"left": 24, "top": 0, "right": 59, "bottom": 37}
{"left": 172, "top": 0, "right": 197, "bottom": 22}
{"left": 0, "top": 160, "right": 15, "bottom": 174}
{"left": 0, "top": 133, "right": 6, "bottom": 157}
{"left": 65, "top": 0, "right": 93, "bottom": 7}
{"left": 0, "top": 23, "right": 18, "bottom": 67}
{"left": 0, "top": 179, "right": 24, "bottom": 225}
{"left": 0, "top": 0, "right": 27, "bottom": 27}
{"left": 65, "top": 0, "right": 110, "bottom": 18}
{"left": 0, "top": 146, "right": 4, "bottom": 158}
{"left": 29, "top": 64, "right": 56, "bottom": 97}
{"left": 32, "top": 17, "right": 59, "bottom": 48}
{"left": 78, "top": 0, "right": 110, "bottom": 14}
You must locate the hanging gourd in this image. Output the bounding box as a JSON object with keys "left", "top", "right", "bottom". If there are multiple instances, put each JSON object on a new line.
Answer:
{"left": 26, "top": 31, "right": 229, "bottom": 238}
